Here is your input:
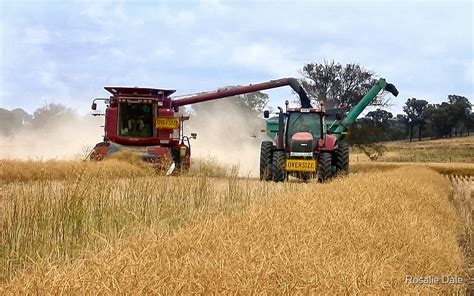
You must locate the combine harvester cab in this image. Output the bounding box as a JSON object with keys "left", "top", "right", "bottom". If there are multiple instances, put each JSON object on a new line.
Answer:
{"left": 261, "top": 78, "right": 399, "bottom": 183}
{"left": 89, "top": 87, "right": 196, "bottom": 173}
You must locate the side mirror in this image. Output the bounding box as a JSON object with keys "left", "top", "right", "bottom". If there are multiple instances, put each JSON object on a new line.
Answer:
{"left": 191, "top": 133, "right": 197, "bottom": 139}
{"left": 263, "top": 110, "right": 270, "bottom": 118}
{"left": 91, "top": 103, "right": 97, "bottom": 110}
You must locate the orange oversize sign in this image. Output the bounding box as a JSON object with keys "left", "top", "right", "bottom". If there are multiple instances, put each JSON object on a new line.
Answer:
{"left": 156, "top": 117, "right": 180, "bottom": 129}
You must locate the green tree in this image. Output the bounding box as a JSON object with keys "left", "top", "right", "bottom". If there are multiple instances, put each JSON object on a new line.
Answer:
{"left": 447, "top": 95, "right": 472, "bottom": 136}
{"left": 366, "top": 109, "right": 393, "bottom": 142}
{"left": 425, "top": 103, "right": 453, "bottom": 138}
{"left": 30, "top": 103, "right": 75, "bottom": 129}
{"left": 299, "top": 60, "right": 390, "bottom": 109}
{"left": 0, "top": 108, "right": 32, "bottom": 136}
{"left": 403, "top": 98, "right": 428, "bottom": 142}
{"left": 395, "top": 114, "right": 409, "bottom": 138}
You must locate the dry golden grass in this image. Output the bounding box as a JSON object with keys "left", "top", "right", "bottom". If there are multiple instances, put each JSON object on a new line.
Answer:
{"left": 352, "top": 161, "right": 474, "bottom": 176}
{"left": 1, "top": 167, "right": 467, "bottom": 294}
{"left": 350, "top": 135, "right": 474, "bottom": 163}
{"left": 0, "top": 168, "right": 297, "bottom": 282}
{"left": 385, "top": 135, "right": 474, "bottom": 149}
{"left": 448, "top": 175, "right": 473, "bottom": 293}
{"left": 0, "top": 158, "right": 153, "bottom": 183}
{"left": 0, "top": 154, "right": 233, "bottom": 184}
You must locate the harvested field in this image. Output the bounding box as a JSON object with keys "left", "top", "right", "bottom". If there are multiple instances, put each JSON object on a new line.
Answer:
{"left": 350, "top": 135, "right": 474, "bottom": 163}
{"left": 1, "top": 166, "right": 468, "bottom": 294}
{"left": 351, "top": 162, "right": 474, "bottom": 176}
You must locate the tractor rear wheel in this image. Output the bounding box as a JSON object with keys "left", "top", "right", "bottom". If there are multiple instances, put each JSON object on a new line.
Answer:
{"left": 317, "top": 152, "right": 332, "bottom": 183}
{"left": 335, "top": 142, "right": 349, "bottom": 176}
{"left": 259, "top": 141, "right": 273, "bottom": 181}
{"left": 272, "top": 151, "right": 287, "bottom": 182}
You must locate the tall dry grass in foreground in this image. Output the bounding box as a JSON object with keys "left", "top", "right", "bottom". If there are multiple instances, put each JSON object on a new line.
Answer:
{"left": 1, "top": 167, "right": 466, "bottom": 294}
{"left": 0, "top": 166, "right": 297, "bottom": 282}
{"left": 448, "top": 175, "right": 473, "bottom": 293}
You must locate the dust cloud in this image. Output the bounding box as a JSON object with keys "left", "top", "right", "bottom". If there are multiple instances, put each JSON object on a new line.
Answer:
{"left": 0, "top": 101, "right": 272, "bottom": 177}
{"left": 185, "top": 99, "right": 270, "bottom": 177}
{"left": 0, "top": 107, "right": 103, "bottom": 160}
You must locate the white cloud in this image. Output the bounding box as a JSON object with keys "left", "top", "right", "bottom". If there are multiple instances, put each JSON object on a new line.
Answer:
{"left": 23, "top": 27, "right": 54, "bottom": 45}
{"left": 153, "top": 46, "right": 175, "bottom": 59}
{"left": 158, "top": 8, "right": 196, "bottom": 28}
{"left": 198, "top": 0, "right": 230, "bottom": 14}
{"left": 231, "top": 42, "right": 301, "bottom": 77}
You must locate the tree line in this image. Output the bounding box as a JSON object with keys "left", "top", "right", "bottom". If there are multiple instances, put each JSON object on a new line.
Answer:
{"left": 347, "top": 95, "right": 473, "bottom": 145}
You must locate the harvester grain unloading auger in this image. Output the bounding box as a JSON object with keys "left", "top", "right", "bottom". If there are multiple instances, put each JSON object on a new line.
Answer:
{"left": 260, "top": 78, "right": 398, "bottom": 183}
{"left": 88, "top": 78, "right": 313, "bottom": 174}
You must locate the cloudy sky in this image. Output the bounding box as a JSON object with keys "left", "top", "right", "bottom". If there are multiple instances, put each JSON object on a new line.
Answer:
{"left": 0, "top": 0, "right": 472, "bottom": 115}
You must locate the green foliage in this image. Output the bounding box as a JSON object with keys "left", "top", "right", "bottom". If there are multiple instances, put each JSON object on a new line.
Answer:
{"left": 30, "top": 103, "right": 75, "bottom": 129}
{"left": 0, "top": 104, "right": 76, "bottom": 136}
{"left": 425, "top": 95, "right": 472, "bottom": 138}
{"left": 299, "top": 60, "right": 389, "bottom": 109}
{"left": 403, "top": 98, "right": 429, "bottom": 141}
{"left": 0, "top": 108, "right": 32, "bottom": 136}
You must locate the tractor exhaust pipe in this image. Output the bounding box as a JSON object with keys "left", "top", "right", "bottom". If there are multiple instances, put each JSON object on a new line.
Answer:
{"left": 277, "top": 107, "right": 285, "bottom": 150}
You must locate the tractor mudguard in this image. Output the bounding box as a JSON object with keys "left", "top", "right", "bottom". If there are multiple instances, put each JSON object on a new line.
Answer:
{"left": 320, "top": 135, "right": 338, "bottom": 151}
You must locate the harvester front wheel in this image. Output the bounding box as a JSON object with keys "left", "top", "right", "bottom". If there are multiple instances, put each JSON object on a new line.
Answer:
{"left": 335, "top": 142, "right": 349, "bottom": 176}
{"left": 272, "top": 151, "right": 286, "bottom": 182}
{"left": 260, "top": 141, "right": 273, "bottom": 181}
{"left": 317, "top": 152, "right": 332, "bottom": 183}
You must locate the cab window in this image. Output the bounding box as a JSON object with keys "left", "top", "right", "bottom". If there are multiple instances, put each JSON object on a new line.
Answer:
{"left": 119, "top": 103, "right": 153, "bottom": 137}
{"left": 286, "top": 113, "right": 321, "bottom": 139}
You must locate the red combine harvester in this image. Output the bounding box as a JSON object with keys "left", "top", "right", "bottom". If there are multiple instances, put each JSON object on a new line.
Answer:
{"left": 89, "top": 78, "right": 310, "bottom": 174}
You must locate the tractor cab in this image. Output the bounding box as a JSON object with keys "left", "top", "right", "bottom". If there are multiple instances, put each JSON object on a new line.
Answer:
{"left": 263, "top": 107, "right": 325, "bottom": 152}
{"left": 285, "top": 108, "right": 325, "bottom": 156}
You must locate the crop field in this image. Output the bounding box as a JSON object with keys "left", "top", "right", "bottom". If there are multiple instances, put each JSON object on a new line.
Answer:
{"left": 350, "top": 135, "right": 474, "bottom": 163}
{"left": 1, "top": 157, "right": 472, "bottom": 294}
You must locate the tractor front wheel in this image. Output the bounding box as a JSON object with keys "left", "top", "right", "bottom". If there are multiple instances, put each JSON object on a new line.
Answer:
{"left": 317, "top": 152, "right": 332, "bottom": 183}
{"left": 259, "top": 141, "right": 273, "bottom": 181}
{"left": 272, "top": 151, "right": 286, "bottom": 182}
{"left": 335, "top": 142, "right": 349, "bottom": 176}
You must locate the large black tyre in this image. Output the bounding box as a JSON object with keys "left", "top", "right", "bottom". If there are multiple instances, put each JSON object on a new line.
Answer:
{"left": 317, "top": 152, "right": 332, "bottom": 183}
{"left": 259, "top": 141, "right": 273, "bottom": 181}
{"left": 335, "top": 142, "right": 349, "bottom": 176}
{"left": 272, "top": 151, "right": 286, "bottom": 182}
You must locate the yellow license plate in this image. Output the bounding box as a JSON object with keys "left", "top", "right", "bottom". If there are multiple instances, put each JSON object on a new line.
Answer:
{"left": 286, "top": 159, "right": 317, "bottom": 172}
{"left": 156, "top": 117, "right": 180, "bottom": 129}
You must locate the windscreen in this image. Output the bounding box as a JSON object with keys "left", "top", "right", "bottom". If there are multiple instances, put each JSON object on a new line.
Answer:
{"left": 119, "top": 102, "right": 154, "bottom": 137}
{"left": 286, "top": 113, "right": 321, "bottom": 139}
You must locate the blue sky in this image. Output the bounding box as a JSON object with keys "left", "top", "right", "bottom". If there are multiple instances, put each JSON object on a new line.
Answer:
{"left": 0, "top": 0, "right": 472, "bottom": 115}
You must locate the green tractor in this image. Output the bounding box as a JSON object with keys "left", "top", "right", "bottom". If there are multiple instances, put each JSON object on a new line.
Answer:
{"left": 261, "top": 78, "right": 399, "bottom": 182}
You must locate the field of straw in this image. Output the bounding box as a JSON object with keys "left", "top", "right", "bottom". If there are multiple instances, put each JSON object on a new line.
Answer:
{"left": 350, "top": 135, "right": 474, "bottom": 163}
{"left": 1, "top": 158, "right": 470, "bottom": 294}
